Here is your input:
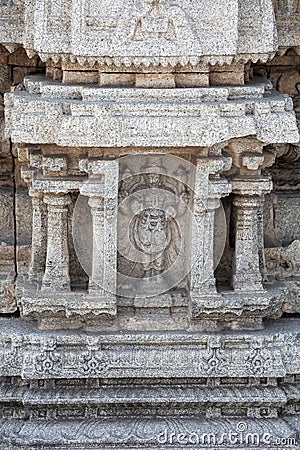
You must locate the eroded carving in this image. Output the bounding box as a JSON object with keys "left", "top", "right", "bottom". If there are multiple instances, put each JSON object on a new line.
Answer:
{"left": 118, "top": 155, "right": 191, "bottom": 297}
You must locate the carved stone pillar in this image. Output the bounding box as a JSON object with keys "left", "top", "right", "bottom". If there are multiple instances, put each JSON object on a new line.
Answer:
{"left": 257, "top": 197, "right": 268, "bottom": 282}
{"left": 232, "top": 178, "right": 272, "bottom": 292}
{"left": 232, "top": 195, "right": 263, "bottom": 291}
{"left": 42, "top": 193, "right": 71, "bottom": 292}
{"left": 201, "top": 197, "right": 222, "bottom": 294}
{"left": 28, "top": 188, "right": 47, "bottom": 281}
{"left": 80, "top": 159, "right": 119, "bottom": 302}
{"left": 190, "top": 197, "right": 206, "bottom": 296}
{"left": 190, "top": 158, "right": 232, "bottom": 300}
{"left": 191, "top": 197, "right": 220, "bottom": 296}
{"left": 88, "top": 196, "right": 106, "bottom": 295}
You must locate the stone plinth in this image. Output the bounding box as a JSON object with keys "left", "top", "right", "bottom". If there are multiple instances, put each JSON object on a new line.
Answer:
{"left": 0, "top": 317, "right": 300, "bottom": 448}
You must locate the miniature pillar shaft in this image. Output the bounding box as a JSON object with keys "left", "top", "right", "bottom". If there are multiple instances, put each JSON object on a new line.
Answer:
{"left": 28, "top": 188, "right": 47, "bottom": 281}
{"left": 257, "top": 197, "right": 268, "bottom": 282}
{"left": 190, "top": 197, "right": 219, "bottom": 296}
{"left": 80, "top": 159, "right": 119, "bottom": 298}
{"left": 201, "top": 198, "right": 220, "bottom": 294}
{"left": 42, "top": 193, "right": 71, "bottom": 292}
{"left": 88, "top": 197, "right": 107, "bottom": 296}
{"left": 232, "top": 195, "right": 263, "bottom": 291}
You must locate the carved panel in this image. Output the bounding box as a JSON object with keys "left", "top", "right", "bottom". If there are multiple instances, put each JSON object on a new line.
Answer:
{"left": 274, "top": 0, "right": 300, "bottom": 15}
{"left": 117, "top": 154, "right": 193, "bottom": 299}
{"left": 0, "top": 0, "right": 288, "bottom": 63}
{"left": 273, "top": 0, "right": 300, "bottom": 48}
{"left": 238, "top": 0, "right": 276, "bottom": 54}
{"left": 0, "top": 0, "right": 24, "bottom": 44}
{"left": 71, "top": 0, "right": 239, "bottom": 57}
{"left": 34, "top": 0, "right": 71, "bottom": 53}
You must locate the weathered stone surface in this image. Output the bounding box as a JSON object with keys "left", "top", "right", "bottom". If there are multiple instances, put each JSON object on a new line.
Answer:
{"left": 274, "top": 0, "right": 300, "bottom": 52}
{"left": 135, "top": 73, "right": 176, "bottom": 88}
{"left": 99, "top": 72, "right": 136, "bottom": 87}
{"left": 63, "top": 70, "right": 99, "bottom": 84}
{"left": 210, "top": 70, "right": 245, "bottom": 86}
{"left": 0, "top": 267, "right": 16, "bottom": 314}
{"left": 0, "top": 0, "right": 281, "bottom": 68}
{"left": 175, "top": 72, "right": 209, "bottom": 87}
{"left": 0, "top": 1, "right": 300, "bottom": 448}
{"left": 15, "top": 187, "right": 32, "bottom": 246}
{"left": 0, "top": 65, "right": 11, "bottom": 93}
{"left": 0, "top": 318, "right": 299, "bottom": 448}
{"left": 5, "top": 76, "right": 299, "bottom": 148}
{"left": 265, "top": 241, "right": 300, "bottom": 276}
{"left": 0, "top": 188, "right": 14, "bottom": 246}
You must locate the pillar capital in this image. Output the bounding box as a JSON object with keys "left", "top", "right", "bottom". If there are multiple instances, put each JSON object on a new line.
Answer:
{"left": 233, "top": 194, "right": 262, "bottom": 210}
{"left": 231, "top": 176, "right": 273, "bottom": 197}
{"left": 206, "top": 198, "right": 221, "bottom": 211}
{"left": 43, "top": 193, "right": 72, "bottom": 207}
{"left": 80, "top": 176, "right": 105, "bottom": 199}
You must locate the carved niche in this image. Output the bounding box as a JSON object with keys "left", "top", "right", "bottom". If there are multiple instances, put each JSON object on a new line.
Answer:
{"left": 117, "top": 154, "right": 193, "bottom": 299}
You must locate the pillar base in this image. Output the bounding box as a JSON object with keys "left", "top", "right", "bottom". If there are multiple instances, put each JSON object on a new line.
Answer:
{"left": 190, "top": 285, "right": 288, "bottom": 331}
{"left": 17, "top": 279, "right": 117, "bottom": 330}
{"left": 41, "top": 279, "right": 71, "bottom": 293}
{"left": 16, "top": 274, "right": 296, "bottom": 331}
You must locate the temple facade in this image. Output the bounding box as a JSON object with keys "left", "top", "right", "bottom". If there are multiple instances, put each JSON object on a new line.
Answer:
{"left": 0, "top": 0, "right": 300, "bottom": 448}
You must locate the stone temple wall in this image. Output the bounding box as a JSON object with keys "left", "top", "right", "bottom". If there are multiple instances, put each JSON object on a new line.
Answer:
{"left": 0, "top": 1, "right": 300, "bottom": 449}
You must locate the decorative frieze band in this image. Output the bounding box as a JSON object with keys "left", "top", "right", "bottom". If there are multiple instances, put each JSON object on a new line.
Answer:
{"left": 1, "top": 319, "right": 300, "bottom": 379}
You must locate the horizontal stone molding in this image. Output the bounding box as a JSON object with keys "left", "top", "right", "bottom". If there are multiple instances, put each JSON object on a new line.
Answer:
{"left": 0, "top": 417, "right": 296, "bottom": 449}
{"left": 5, "top": 76, "right": 299, "bottom": 148}
{"left": 1, "top": 318, "right": 300, "bottom": 380}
